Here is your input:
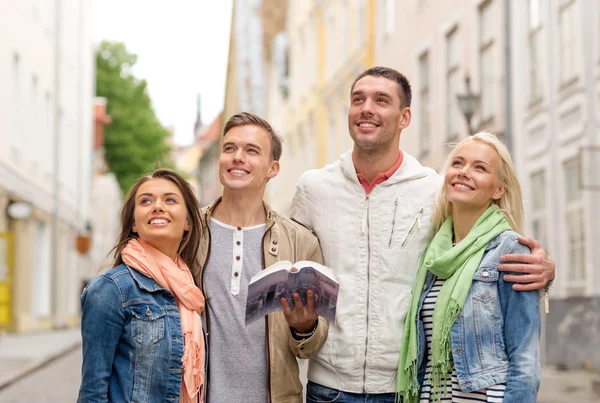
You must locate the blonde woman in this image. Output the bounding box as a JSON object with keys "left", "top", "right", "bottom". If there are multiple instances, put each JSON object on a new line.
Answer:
{"left": 398, "top": 133, "right": 541, "bottom": 403}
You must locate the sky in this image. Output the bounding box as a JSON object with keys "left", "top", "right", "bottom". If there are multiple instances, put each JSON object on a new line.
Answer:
{"left": 91, "top": 0, "right": 233, "bottom": 146}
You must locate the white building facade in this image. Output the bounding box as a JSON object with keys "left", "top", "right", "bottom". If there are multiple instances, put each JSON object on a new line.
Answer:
{"left": 511, "top": 0, "right": 600, "bottom": 369}
{"left": 0, "top": 0, "right": 94, "bottom": 332}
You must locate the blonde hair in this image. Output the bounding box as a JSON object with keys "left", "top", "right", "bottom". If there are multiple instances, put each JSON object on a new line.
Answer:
{"left": 431, "top": 132, "right": 524, "bottom": 234}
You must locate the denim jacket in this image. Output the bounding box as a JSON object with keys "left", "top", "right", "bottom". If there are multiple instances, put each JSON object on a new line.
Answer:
{"left": 78, "top": 264, "right": 204, "bottom": 403}
{"left": 415, "top": 231, "right": 541, "bottom": 402}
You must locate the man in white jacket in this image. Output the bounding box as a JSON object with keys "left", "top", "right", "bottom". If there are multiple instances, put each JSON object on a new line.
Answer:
{"left": 290, "top": 66, "right": 555, "bottom": 402}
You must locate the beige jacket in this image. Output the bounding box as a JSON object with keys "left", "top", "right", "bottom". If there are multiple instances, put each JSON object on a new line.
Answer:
{"left": 195, "top": 198, "right": 328, "bottom": 403}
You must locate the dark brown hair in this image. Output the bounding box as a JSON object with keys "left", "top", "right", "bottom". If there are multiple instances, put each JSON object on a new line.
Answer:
{"left": 223, "top": 112, "right": 283, "bottom": 161}
{"left": 111, "top": 168, "right": 202, "bottom": 274}
{"left": 351, "top": 66, "right": 412, "bottom": 107}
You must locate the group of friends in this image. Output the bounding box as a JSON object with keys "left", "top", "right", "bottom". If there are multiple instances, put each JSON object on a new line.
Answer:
{"left": 77, "top": 67, "right": 555, "bottom": 403}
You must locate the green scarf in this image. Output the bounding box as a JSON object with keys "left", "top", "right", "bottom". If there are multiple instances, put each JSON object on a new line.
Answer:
{"left": 397, "top": 205, "right": 512, "bottom": 402}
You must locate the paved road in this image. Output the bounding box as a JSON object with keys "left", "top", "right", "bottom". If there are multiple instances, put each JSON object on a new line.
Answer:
{"left": 0, "top": 347, "right": 81, "bottom": 403}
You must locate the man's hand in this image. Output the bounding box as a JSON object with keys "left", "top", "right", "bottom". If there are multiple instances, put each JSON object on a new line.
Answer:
{"left": 281, "top": 290, "right": 318, "bottom": 334}
{"left": 498, "top": 236, "right": 555, "bottom": 291}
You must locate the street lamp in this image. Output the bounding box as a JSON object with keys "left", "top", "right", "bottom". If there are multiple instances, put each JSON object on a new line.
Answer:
{"left": 456, "top": 74, "right": 481, "bottom": 135}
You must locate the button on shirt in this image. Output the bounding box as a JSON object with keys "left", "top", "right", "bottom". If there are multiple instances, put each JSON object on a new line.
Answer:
{"left": 204, "top": 218, "right": 268, "bottom": 403}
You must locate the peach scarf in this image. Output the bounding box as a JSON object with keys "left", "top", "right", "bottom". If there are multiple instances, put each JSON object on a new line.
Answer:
{"left": 122, "top": 238, "right": 205, "bottom": 403}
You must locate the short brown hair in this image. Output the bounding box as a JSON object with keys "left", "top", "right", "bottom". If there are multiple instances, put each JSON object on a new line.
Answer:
{"left": 111, "top": 169, "right": 203, "bottom": 277}
{"left": 351, "top": 66, "right": 412, "bottom": 107}
{"left": 223, "top": 112, "right": 283, "bottom": 161}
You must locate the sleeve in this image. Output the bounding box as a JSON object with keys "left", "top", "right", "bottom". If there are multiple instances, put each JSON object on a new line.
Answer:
{"left": 498, "top": 239, "right": 542, "bottom": 403}
{"left": 289, "top": 175, "right": 313, "bottom": 231}
{"left": 288, "top": 316, "right": 329, "bottom": 359}
{"left": 77, "top": 276, "right": 125, "bottom": 403}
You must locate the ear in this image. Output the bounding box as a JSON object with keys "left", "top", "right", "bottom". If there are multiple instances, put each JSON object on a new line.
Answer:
{"left": 398, "top": 106, "right": 412, "bottom": 130}
{"left": 493, "top": 184, "right": 506, "bottom": 200}
{"left": 267, "top": 160, "right": 280, "bottom": 179}
{"left": 184, "top": 219, "right": 191, "bottom": 232}
{"left": 132, "top": 222, "right": 137, "bottom": 233}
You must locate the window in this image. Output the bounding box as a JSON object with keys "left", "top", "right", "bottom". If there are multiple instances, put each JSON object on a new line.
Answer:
{"left": 326, "top": 6, "right": 337, "bottom": 78}
{"left": 384, "top": 0, "right": 395, "bottom": 37}
{"left": 564, "top": 157, "right": 586, "bottom": 284}
{"left": 559, "top": 0, "right": 579, "bottom": 83}
{"left": 528, "top": 0, "right": 543, "bottom": 102}
{"left": 530, "top": 171, "right": 547, "bottom": 253}
{"left": 357, "top": 0, "right": 366, "bottom": 46}
{"left": 419, "top": 52, "right": 430, "bottom": 156}
{"left": 479, "top": 1, "right": 496, "bottom": 122}
{"left": 341, "top": 104, "right": 351, "bottom": 153}
{"left": 11, "top": 53, "right": 22, "bottom": 158}
{"left": 446, "top": 28, "right": 460, "bottom": 140}
{"left": 327, "top": 115, "right": 337, "bottom": 163}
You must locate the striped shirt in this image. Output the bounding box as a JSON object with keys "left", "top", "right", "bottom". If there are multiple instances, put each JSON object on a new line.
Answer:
{"left": 419, "top": 278, "right": 506, "bottom": 402}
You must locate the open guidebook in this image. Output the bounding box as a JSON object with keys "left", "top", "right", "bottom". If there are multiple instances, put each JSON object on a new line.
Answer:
{"left": 245, "top": 260, "right": 339, "bottom": 326}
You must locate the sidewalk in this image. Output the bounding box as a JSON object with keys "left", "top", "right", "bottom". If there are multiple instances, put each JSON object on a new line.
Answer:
{"left": 0, "top": 327, "right": 599, "bottom": 401}
{"left": 538, "top": 365, "right": 600, "bottom": 403}
{"left": 0, "top": 328, "right": 81, "bottom": 390}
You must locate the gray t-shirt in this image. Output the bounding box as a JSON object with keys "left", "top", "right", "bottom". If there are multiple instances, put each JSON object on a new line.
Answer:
{"left": 204, "top": 218, "right": 268, "bottom": 403}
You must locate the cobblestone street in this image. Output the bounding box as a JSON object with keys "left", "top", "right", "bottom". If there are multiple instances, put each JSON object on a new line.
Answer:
{"left": 0, "top": 348, "right": 81, "bottom": 403}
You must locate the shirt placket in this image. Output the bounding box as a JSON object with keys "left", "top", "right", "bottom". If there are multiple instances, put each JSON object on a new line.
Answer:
{"left": 231, "top": 226, "right": 243, "bottom": 295}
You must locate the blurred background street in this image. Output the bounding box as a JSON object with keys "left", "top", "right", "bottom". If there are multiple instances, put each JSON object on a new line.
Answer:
{"left": 1, "top": 0, "right": 599, "bottom": 401}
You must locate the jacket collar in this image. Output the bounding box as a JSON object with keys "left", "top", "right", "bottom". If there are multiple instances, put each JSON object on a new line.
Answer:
{"left": 340, "top": 149, "right": 437, "bottom": 187}
{"left": 126, "top": 264, "right": 164, "bottom": 292}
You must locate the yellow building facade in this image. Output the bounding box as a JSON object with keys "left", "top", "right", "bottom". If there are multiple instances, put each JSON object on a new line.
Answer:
{"left": 264, "top": 0, "right": 376, "bottom": 213}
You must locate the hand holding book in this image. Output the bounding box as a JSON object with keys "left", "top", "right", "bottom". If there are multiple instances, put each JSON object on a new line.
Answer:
{"left": 281, "top": 289, "right": 318, "bottom": 333}
{"left": 245, "top": 260, "right": 339, "bottom": 326}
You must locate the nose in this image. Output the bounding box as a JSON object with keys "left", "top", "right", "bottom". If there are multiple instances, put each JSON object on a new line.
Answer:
{"left": 457, "top": 165, "right": 471, "bottom": 178}
{"left": 152, "top": 199, "right": 165, "bottom": 212}
{"left": 360, "top": 98, "right": 374, "bottom": 117}
{"left": 232, "top": 148, "right": 245, "bottom": 163}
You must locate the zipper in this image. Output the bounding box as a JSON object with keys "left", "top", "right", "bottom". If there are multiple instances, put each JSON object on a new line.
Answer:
{"left": 362, "top": 195, "right": 371, "bottom": 392}
{"left": 361, "top": 195, "right": 369, "bottom": 234}
{"left": 388, "top": 198, "right": 399, "bottom": 248}
{"left": 401, "top": 207, "right": 424, "bottom": 248}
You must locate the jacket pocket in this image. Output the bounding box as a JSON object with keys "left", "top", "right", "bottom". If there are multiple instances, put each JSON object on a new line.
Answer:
{"left": 131, "top": 304, "right": 166, "bottom": 346}
{"left": 469, "top": 266, "right": 505, "bottom": 369}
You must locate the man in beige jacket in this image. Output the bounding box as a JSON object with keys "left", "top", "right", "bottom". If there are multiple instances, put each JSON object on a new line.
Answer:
{"left": 194, "top": 112, "right": 327, "bottom": 403}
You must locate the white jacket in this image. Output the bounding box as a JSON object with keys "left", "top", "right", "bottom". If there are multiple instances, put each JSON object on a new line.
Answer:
{"left": 290, "top": 149, "right": 441, "bottom": 393}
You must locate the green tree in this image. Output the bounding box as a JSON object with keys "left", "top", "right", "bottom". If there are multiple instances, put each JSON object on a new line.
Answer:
{"left": 95, "top": 41, "right": 172, "bottom": 193}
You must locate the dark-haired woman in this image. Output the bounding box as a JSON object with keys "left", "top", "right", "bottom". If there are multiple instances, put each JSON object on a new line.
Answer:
{"left": 78, "top": 169, "right": 205, "bottom": 403}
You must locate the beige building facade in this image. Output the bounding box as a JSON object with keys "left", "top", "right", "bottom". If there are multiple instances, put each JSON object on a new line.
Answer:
{"left": 265, "top": 0, "right": 375, "bottom": 213}
{"left": 0, "top": 0, "right": 94, "bottom": 332}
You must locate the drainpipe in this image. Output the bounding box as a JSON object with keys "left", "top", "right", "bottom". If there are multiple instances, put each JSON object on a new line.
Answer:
{"left": 51, "top": 0, "right": 62, "bottom": 327}
{"left": 504, "top": 0, "right": 512, "bottom": 153}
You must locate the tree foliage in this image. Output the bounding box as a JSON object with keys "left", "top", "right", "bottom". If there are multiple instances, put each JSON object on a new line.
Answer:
{"left": 95, "top": 41, "right": 172, "bottom": 193}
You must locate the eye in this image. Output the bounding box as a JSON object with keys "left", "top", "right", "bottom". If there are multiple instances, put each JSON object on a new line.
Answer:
{"left": 224, "top": 146, "right": 234, "bottom": 152}
{"left": 451, "top": 160, "right": 463, "bottom": 167}
{"left": 352, "top": 97, "right": 363, "bottom": 104}
{"left": 475, "top": 165, "right": 487, "bottom": 171}
{"left": 140, "top": 198, "right": 152, "bottom": 205}
{"left": 248, "top": 148, "right": 258, "bottom": 154}
{"left": 377, "top": 98, "right": 388, "bottom": 103}
{"left": 166, "top": 197, "right": 177, "bottom": 203}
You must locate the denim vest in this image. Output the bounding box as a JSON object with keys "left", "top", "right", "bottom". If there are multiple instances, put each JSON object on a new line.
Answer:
{"left": 415, "top": 231, "right": 541, "bottom": 402}
{"left": 78, "top": 264, "right": 205, "bottom": 403}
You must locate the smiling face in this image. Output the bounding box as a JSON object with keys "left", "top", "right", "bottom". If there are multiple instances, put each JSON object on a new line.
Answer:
{"left": 444, "top": 141, "right": 506, "bottom": 214}
{"left": 131, "top": 178, "right": 190, "bottom": 258}
{"left": 219, "top": 124, "right": 280, "bottom": 194}
{"left": 348, "top": 75, "right": 411, "bottom": 155}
